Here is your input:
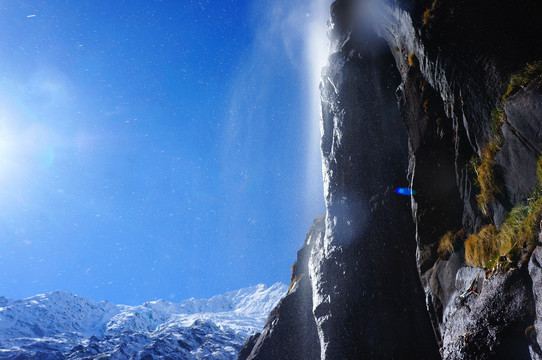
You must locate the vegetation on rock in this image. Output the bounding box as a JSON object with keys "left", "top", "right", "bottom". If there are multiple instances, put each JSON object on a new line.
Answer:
{"left": 474, "top": 140, "right": 503, "bottom": 215}
{"left": 466, "top": 62, "right": 542, "bottom": 270}
{"left": 466, "top": 157, "right": 542, "bottom": 270}
{"left": 473, "top": 61, "right": 542, "bottom": 215}
{"left": 422, "top": 1, "right": 438, "bottom": 25}
{"left": 465, "top": 225, "right": 499, "bottom": 268}
{"left": 438, "top": 229, "right": 465, "bottom": 260}
{"left": 503, "top": 61, "right": 542, "bottom": 101}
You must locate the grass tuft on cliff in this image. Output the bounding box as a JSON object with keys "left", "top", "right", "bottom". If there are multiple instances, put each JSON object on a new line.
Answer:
{"left": 466, "top": 63, "right": 542, "bottom": 270}
{"left": 537, "top": 155, "right": 542, "bottom": 184}
{"left": 474, "top": 62, "right": 542, "bottom": 215}
{"left": 466, "top": 158, "right": 542, "bottom": 269}
{"left": 490, "top": 108, "right": 506, "bottom": 136}
{"left": 474, "top": 99, "right": 509, "bottom": 215}
{"left": 465, "top": 225, "right": 500, "bottom": 268}
{"left": 438, "top": 229, "right": 465, "bottom": 260}
{"left": 475, "top": 140, "right": 503, "bottom": 215}
{"left": 423, "top": 0, "right": 438, "bottom": 25}
{"left": 503, "top": 61, "right": 542, "bottom": 101}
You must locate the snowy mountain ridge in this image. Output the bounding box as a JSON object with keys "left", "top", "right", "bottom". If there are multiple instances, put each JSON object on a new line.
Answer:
{"left": 0, "top": 283, "right": 286, "bottom": 359}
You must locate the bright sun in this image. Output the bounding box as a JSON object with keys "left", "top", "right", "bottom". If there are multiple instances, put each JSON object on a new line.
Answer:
{"left": 0, "top": 122, "right": 22, "bottom": 182}
{"left": 0, "top": 112, "right": 57, "bottom": 188}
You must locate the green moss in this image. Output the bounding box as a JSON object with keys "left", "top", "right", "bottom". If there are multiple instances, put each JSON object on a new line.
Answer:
{"left": 503, "top": 61, "right": 542, "bottom": 101}
{"left": 468, "top": 155, "right": 481, "bottom": 183}
{"left": 508, "top": 195, "right": 542, "bottom": 249}
{"left": 537, "top": 157, "right": 542, "bottom": 184}
{"left": 490, "top": 108, "right": 506, "bottom": 136}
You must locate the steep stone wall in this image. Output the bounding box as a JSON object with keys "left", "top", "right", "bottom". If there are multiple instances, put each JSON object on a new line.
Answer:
{"left": 309, "top": 1, "right": 438, "bottom": 358}
{"left": 374, "top": 0, "right": 542, "bottom": 358}
{"left": 239, "top": 0, "right": 542, "bottom": 359}
{"left": 239, "top": 217, "right": 323, "bottom": 360}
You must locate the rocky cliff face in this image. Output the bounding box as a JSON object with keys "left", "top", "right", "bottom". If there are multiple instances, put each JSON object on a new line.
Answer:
{"left": 239, "top": 0, "right": 542, "bottom": 359}
{"left": 238, "top": 217, "right": 323, "bottom": 360}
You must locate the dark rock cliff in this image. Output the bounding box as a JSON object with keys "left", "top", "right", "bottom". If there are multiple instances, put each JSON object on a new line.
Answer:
{"left": 310, "top": 2, "right": 438, "bottom": 358}
{"left": 239, "top": 0, "right": 542, "bottom": 359}
{"left": 239, "top": 216, "right": 323, "bottom": 360}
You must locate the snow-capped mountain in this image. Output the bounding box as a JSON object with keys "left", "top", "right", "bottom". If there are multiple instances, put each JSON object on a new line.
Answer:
{"left": 0, "top": 283, "right": 286, "bottom": 359}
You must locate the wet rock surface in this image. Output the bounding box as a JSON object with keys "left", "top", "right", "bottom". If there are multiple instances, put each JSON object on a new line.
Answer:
{"left": 311, "top": 10, "right": 439, "bottom": 356}
{"left": 240, "top": 0, "right": 542, "bottom": 358}
{"left": 529, "top": 246, "right": 542, "bottom": 355}
{"left": 238, "top": 217, "right": 323, "bottom": 360}
{"left": 441, "top": 268, "right": 535, "bottom": 360}
{"left": 498, "top": 79, "right": 542, "bottom": 209}
{"left": 374, "top": 0, "right": 542, "bottom": 358}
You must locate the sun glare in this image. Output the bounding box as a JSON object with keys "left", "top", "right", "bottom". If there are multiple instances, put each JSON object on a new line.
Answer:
{"left": 0, "top": 108, "right": 58, "bottom": 190}
{"left": 0, "top": 121, "right": 22, "bottom": 183}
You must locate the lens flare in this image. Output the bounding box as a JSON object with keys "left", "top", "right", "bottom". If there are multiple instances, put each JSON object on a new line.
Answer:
{"left": 395, "top": 188, "right": 417, "bottom": 196}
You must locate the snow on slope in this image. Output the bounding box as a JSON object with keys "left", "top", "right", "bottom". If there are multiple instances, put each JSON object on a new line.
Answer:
{"left": 0, "top": 290, "right": 119, "bottom": 340}
{"left": 0, "top": 283, "right": 286, "bottom": 360}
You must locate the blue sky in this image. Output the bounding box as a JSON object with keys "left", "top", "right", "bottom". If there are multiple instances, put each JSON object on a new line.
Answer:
{"left": 0, "top": 0, "right": 329, "bottom": 304}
